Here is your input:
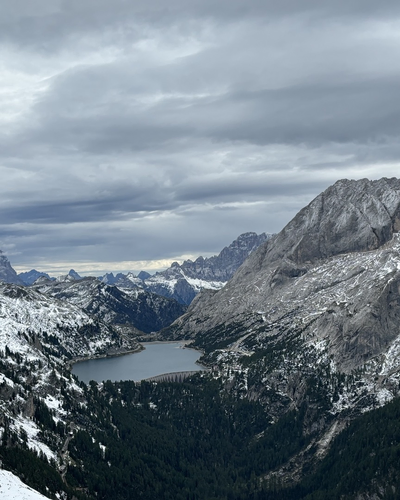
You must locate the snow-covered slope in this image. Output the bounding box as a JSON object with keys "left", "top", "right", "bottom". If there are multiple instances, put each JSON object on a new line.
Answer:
{"left": 0, "top": 470, "right": 48, "bottom": 500}
{"left": 0, "top": 279, "right": 141, "bottom": 498}
{"left": 138, "top": 270, "right": 225, "bottom": 305}
{"left": 0, "top": 282, "right": 134, "bottom": 359}
{"left": 32, "top": 277, "right": 186, "bottom": 334}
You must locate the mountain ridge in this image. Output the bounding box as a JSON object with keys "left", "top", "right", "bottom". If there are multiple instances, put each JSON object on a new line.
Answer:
{"left": 32, "top": 276, "right": 186, "bottom": 334}
{"left": 105, "top": 231, "right": 272, "bottom": 304}
{"left": 168, "top": 177, "right": 400, "bottom": 336}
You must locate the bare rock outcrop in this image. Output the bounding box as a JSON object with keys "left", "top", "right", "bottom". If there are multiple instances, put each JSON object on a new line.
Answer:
{"left": 166, "top": 178, "right": 400, "bottom": 373}
{"left": 0, "top": 250, "right": 24, "bottom": 285}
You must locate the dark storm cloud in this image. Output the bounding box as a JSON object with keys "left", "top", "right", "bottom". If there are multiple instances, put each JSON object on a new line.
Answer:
{"left": 177, "top": 177, "right": 327, "bottom": 203}
{"left": 210, "top": 80, "right": 400, "bottom": 145}
{"left": 0, "top": 170, "right": 322, "bottom": 227}
{"left": 18, "top": 67, "right": 400, "bottom": 155}
{"left": 1, "top": 0, "right": 400, "bottom": 273}
{"left": 3, "top": 1, "right": 400, "bottom": 48}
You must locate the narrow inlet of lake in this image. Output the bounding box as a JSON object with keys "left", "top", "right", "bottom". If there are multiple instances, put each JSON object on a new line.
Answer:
{"left": 72, "top": 342, "right": 204, "bottom": 384}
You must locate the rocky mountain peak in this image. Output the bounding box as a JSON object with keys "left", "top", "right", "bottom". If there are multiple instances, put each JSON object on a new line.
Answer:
{"left": 101, "top": 272, "right": 117, "bottom": 284}
{"left": 56, "top": 269, "right": 83, "bottom": 282}
{"left": 137, "top": 270, "right": 151, "bottom": 280}
{"left": 260, "top": 176, "right": 400, "bottom": 269}
{"left": 68, "top": 269, "right": 82, "bottom": 280}
{"left": 18, "top": 269, "right": 53, "bottom": 285}
{"left": 0, "top": 250, "right": 24, "bottom": 285}
{"left": 163, "top": 231, "right": 272, "bottom": 283}
{"left": 167, "top": 177, "right": 400, "bottom": 370}
{"left": 267, "top": 176, "right": 400, "bottom": 271}
{"left": 99, "top": 232, "right": 272, "bottom": 305}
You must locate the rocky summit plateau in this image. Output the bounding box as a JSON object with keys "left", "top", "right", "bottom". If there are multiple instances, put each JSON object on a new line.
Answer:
{"left": 2, "top": 177, "right": 400, "bottom": 499}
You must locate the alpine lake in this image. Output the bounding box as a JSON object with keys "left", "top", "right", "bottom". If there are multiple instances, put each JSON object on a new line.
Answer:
{"left": 71, "top": 342, "right": 205, "bottom": 384}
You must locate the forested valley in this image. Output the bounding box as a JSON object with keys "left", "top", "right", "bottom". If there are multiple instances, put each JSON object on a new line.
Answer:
{"left": 2, "top": 372, "right": 400, "bottom": 499}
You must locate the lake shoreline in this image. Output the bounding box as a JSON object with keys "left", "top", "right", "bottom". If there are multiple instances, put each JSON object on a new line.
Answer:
{"left": 68, "top": 344, "right": 144, "bottom": 369}
{"left": 71, "top": 341, "right": 207, "bottom": 384}
{"left": 69, "top": 340, "right": 200, "bottom": 366}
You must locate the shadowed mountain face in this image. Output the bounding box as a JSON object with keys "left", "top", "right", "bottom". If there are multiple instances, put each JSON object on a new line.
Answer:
{"left": 32, "top": 277, "right": 187, "bottom": 334}
{"left": 0, "top": 251, "right": 24, "bottom": 285}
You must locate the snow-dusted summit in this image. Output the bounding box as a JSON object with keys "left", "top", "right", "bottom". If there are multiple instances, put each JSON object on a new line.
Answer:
{"left": 56, "top": 269, "right": 82, "bottom": 282}
{"left": 32, "top": 276, "right": 186, "bottom": 334}
{"left": 103, "top": 232, "right": 272, "bottom": 304}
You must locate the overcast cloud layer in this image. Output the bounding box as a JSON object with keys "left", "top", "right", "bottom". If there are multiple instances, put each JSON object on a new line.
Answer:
{"left": 1, "top": 0, "right": 400, "bottom": 275}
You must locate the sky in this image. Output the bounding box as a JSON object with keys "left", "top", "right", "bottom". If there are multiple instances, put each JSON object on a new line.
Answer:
{"left": 1, "top": 0, "right": 400, "bottom": 276}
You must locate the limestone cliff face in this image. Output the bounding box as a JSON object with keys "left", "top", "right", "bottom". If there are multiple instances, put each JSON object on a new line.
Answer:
{"left": 158, "top": 179, "right": 400, "bottom": 477}
{"left": 258, "top": 177, "right": 400, "bottom": 266}
{"left": 167, "top": 178, "right": 400, "bottom": 372}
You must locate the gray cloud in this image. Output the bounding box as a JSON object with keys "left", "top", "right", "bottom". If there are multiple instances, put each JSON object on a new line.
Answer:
{"left": 1, "top": 0, "right": 400, "bottom": 274}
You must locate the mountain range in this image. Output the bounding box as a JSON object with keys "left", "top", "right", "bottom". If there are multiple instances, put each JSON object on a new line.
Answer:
{"left": 100, "top": 231, "right": 271, "bottom": 304}
{"left": 32, "top": 276, "right": 186, "bottom": 334}
{"left": 18, "top": 269, "right": 54, "bottom": 286}
{"left": 14, "top": 232, "right": 270, "bottom": 306}
{"left": 2, "top": 178, "right": 400, "bottom": 498}
{"left": 0, "top": 232, "right": 269, "bottom": 337}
